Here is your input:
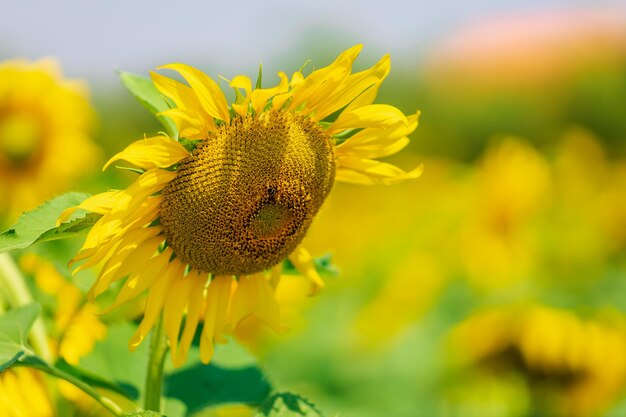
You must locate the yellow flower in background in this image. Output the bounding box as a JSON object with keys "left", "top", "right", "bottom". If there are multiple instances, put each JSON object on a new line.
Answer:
{"left": 19, "top": 253, "right": 107, "bottom": 365}
{"left": 0, "top": 59, "right": 99, "bottom": 222}
{"left": 448, "top": 305, "right": 626, "bottom": 417}
{"left": 354, "top": 252, "right": 445, "bottom": 348}
{"left": 59, "top": 45, "right": 422, "bottom": 366}
{"left": 460, "top": 138, "right": 550, "bottom": 289}
{"left": 0, "top": 368, "right": 55, "bottom": 417}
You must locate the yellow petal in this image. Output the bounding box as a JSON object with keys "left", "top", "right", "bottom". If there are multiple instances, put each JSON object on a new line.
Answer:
{"left": 335, "top": 155, "right": 424, "bottom": 185}
{"left": 73, "top": 195, "right": 162, "bottom": 266}
{"left": 109, "top": 248, "right": 172, "bottom": 310}
{"left": 328, "top": 104, "right": 409, "bottom": 135}
{"left": 57, "top": 190, "right": 122, "bottom": 225}
{"left": 230, "top": 75, "right": 252, "bottom": 92}
{"left": 158, "top": 63, "right": 230, "bottom": 122}
{"left": 312, "top": 54, "right": 390, "bottom": 121}
{"left": 289, "top": 45, "right": 363, "bottom": 111}
{"left": 88, "top": 233, "right": 163, "bottom": 301}
{"left": 130, "top": 260, "right": 185, "bottom": 349}
{"left": 103, "top": 135, "right": 190, "bottom": 171}
{"left": 176, "top": 271, "right": 208, "bottom": 366}
{"left": 334, "top": 111, "right": 419, "bottom": 159}
{"left": 110, "top": 169, "right": 175, "bottom": 215}
{"left": 230, "top": 75, "right": 252, "bottom": 117}
{"left": 200, "top": 275, "right": 233, "bottom": 364}
{"left": 250, "top": 72, "right": 289, "bottom": 114}
{"left": 288, "top": 247, "right": 325, "bottom": 295}
{"left": 337, "top": 135, "right": 409, "bottom": 160}
{"left": 231, "top": 273, "right": 281, "bottom": 333}
{"left": 271, "top": 91, "right": 293, "bottom": 110}
{"left": 150, "top": 70, "right": 204, "bottom": 114}
{"left": 163, "top": 270, "right": 195, "bottom": 363}
{"left": 158, "top": 108, "right": 212, "bottom": 139}
{"left": 269, "top": 263, "right": 282, "bottom": 289}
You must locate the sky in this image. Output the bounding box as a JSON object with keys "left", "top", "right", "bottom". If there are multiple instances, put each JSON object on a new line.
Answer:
{"left": 1, "top": 0, "right": 623, "bottom": 84}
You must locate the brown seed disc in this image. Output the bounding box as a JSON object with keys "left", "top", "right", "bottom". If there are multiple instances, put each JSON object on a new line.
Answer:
{"left": 159, "top": 110, "right": 335, "bottom": 275}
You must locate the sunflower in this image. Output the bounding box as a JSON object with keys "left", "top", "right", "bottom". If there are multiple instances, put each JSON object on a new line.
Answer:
{"left": 448, "top": 305, "right": 626, "bottom": 417}
{"left": 0, "top": 368, "right": 55, "bottom": 417}
{"left": 60, "top": 45, "right": 421, "bottom": 367}
{"left": 0, "top": 59, "right": 98, "bottom": 223}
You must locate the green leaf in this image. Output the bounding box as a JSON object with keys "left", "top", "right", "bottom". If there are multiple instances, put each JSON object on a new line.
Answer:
{"left": 256, "top": 393, "right": 324, "bottom": 417}
{"left": 79, "top": 322, "right": 149, "bottom": 400}
{"left": 165, "top": 361, "right": 272, "bottom": 415}
{"left": 0, "top": 192, "right": 93, "bottom": 254}
{"left": 0, "top": 304, "right": 40, "bottom": 371}
{"left": 123, "top": 412, "right": 164, "bottom": 417}
{"left": 56, "top": 358, "right": 138, "bottom": 400}
{"left": 119, "top": 71, "right": 178, "bottom": 138}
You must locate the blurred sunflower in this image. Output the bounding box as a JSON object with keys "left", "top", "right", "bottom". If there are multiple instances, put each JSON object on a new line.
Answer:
{"left": 0, "top": 368, "right": 55, "bottom": 417}
{"left": 19, "top": 253, "right": 107, "bottom": 365}
{"left": 447, "top": 305, "right": 626, "bottom": 417}
{"left": 0, "top": 59, "right": 99, "bottom": 222}
{"left": 59, "top": 45, "right": 421, "bottom": 367}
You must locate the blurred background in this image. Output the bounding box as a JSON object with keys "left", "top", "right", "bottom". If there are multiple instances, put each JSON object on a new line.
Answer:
{"left": 2, "top": 1, "right": 626, "bottom": 416}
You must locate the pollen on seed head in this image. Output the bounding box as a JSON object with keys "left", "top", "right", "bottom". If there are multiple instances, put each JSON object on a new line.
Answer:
{"left": 159, "top": 110, "right": 336, "bottom": 275}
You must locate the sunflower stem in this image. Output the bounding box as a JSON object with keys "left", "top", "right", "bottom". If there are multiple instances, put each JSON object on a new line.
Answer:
{"left": 0, "top": 252, "right": 53, "bottom": 362}
{"left": 144, "top": 317, "right": 168, "bottom": 413}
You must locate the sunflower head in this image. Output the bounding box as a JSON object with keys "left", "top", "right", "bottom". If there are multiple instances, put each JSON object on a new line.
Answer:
{"left": 0, "top": 59, "right": 98, "bottom": 222}
{"left": 62, "top": 44, "right": 421, "bottom": 367}
{"left": 160, "top": 110, "right": 335, "bottom": 275}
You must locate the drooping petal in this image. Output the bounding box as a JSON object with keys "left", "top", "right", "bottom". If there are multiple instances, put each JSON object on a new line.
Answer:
{"left": 103, "top": 136, "right": 190, "bottom": 171}
{"left": 199, "top": 275, "right": 234, "bottom": 364}
{"left": 130, "top": 260, "right": 185, "bottom": 350}
{"left": 288, "top": 247, "right": 325, "bottom": 295}
{"left": 328, "top": 104, "right": 409, "bottom": 135}
{"left": 175, "top": 270, "right": 208, "bottom": 366}
{"left": 269, "top": 263, "right": 282, "bottom": 289}
{"left": 335, "top": 111, "right": 419, "bottom": 159}
{"left": 335, "top": 155, "right": 424, "bottom": 185}
{"left": 158, "top": 63, "right": 230, "bottom": 122}
{"left": 110, "top": 169, "right": 175, "bottom": 215}
{"left": 57, "top": 190, "right": 122, "bottom": 225}
{"left": 231, "top": 273, "right": 281, "bottom": 333}
{"left": 88, "top": 233, "right": 163, "bottom": 301}
{"left": 337, "top": 135, "right": 410, "bottom": 160}
{"left": 72, "top": 193, "right": 162, "bottom": 264}
{"left": 109, "top": 247, "right": 173, "bottom": 310}
{"left": 163, "top": 270, "right": 195, "bottom": 362}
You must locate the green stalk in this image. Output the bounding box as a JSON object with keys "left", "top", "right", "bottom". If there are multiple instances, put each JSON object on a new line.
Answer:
{"left": 144, "top": 317, "right": 168, "bottom": 412}
{"left": 0, "top": 252, "right": 52, "bottom": 362}
{"left": 16, "top": 360, "right": 123, "bottom": 416}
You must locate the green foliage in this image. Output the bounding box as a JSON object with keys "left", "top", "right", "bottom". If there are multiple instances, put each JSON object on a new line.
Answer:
{"left": 118, "top": 71, "right": 178, "bottom": 138}
{"left": 0, "top": 304, "right": 40, "bottom": 371}
{"left": 123, "top": 412, "right": 164, "bottom": 417}
{"left": 79, "top": 322, "right": 149, "bottom": 400}
{"left": 165, "top": 362, "right": 271, "bottom": 415}
{"left": 0, "top": 304, "right": 130, "bottom": 414}
{"left": 0, "top": 192, "right": 95, "bottom": 254}
{"left": 256, "top": 393, "right": 324, "bottom": 417}
{"left": 56, "top": 358, "right": 139, "bottom": 399}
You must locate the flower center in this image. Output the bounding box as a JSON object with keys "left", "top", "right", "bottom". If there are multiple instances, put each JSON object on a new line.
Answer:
{"left": 160, "top": 110, "right": 335, "bottom": 275}
{"left": 0, "top": 113, "right": 42, "bottom": 165}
